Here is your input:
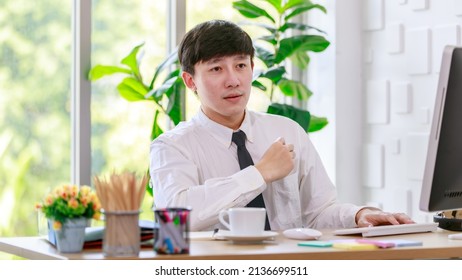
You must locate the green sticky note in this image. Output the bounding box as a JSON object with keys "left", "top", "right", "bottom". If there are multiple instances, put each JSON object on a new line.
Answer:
{"left": 298, "top": 241, "right": 333, "bottom": 247}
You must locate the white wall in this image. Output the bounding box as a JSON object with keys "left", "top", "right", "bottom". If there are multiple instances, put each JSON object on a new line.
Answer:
{"left": 361, "top": 0, "right": 462, "bottom": 222}
{"left": 310, "top": 0, "right": 462, "bottom": 222}
{"left": 308, "top": 0, "right": 364, "bottom": 205}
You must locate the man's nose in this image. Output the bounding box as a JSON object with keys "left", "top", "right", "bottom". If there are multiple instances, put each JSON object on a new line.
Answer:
{"left": 224, "top": 70, "right": 240, "bottom": 88}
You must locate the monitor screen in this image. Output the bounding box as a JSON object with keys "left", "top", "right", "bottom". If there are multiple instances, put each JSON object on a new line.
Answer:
{"left": 420, "top": 46, "right": 462, "bottom": 212}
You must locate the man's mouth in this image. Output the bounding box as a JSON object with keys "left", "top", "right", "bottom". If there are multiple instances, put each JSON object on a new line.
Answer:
{"left": 224, "top": 94, "right": 242, "bottom": 99}
{"left": 224, "top": 91, "right": 244, "bottom": 100}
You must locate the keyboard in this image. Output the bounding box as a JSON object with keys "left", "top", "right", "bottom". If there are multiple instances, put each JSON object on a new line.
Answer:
{"left": 333, "top": 222, "right": 438, "bottom": 237}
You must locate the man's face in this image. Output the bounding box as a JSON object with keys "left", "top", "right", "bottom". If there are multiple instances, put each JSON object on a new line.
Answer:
{"left": 182, "top": 54, "right": 253, "bottom": 129}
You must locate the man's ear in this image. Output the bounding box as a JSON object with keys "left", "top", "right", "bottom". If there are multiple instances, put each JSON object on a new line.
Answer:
{"left": 181, "top": 71, "right": 196, "bottom": 91}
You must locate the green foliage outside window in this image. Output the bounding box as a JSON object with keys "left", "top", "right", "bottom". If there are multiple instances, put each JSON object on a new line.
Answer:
{"left": 0, "top": 0, "right": 162, "bottom": 244}
{"left": 0, "top": 1, "right": 72, "bottom": 241}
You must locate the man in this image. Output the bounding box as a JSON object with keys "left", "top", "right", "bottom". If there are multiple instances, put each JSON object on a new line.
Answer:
{"left": 149, "top": 19, "right": 413, "bottom": 231}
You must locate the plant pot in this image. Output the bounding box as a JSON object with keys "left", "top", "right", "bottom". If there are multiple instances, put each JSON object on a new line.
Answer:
{"left": 50, "top": 218, "right": 87, "bottom": 253}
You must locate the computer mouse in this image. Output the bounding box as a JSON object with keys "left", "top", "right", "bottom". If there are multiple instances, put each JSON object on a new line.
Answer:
{"left": 282, "top": 228, "right": 322, "bottom": 240}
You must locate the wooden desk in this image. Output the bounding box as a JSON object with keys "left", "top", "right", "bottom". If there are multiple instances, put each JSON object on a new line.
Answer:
{"left": 1, "top": 229, "right": 462, "bottom": 260}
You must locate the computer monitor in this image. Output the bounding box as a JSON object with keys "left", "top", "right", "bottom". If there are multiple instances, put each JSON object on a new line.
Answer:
{"left": 420, "top": 45, "right": 462, "bottom": 212}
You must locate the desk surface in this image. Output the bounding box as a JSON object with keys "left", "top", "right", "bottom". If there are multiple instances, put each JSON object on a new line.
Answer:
{"left": 1, "top": 229, "right": 462, "bottom": 260}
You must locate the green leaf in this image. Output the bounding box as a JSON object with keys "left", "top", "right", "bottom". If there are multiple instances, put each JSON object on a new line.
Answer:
{"left": 252, "top": 79, "right": 267, "bottom": 91}
{"left": 265, "top": 0, "right": 283, "bottom": 12}
{"left": 165, "top": 79, "right": 185, "bottom": 125}
{"left": 236, "top": 21, "right": 277, "bottom": 33}
{"left": 116, "top": 77, "right": 148, "bottom": 101}
{"left": 255, "top": 45, "right": 275, "bottom": 67}
{"left": 233, "top": 0, "right": 276, "bottom": 23}
{"left": 149, "top": 109, "right": 165, "bottom": 197}
{"left": 267, "top": 103, "right": 311, "bottom": 131}
{"left": 279, "top": 22, "right": 326, "bottom": 34}
{"left": 145, "top": 76, "right": 179, "bottom": 101}
{"left": 290, "top": 51, "right": 310, "bottom": 69}
{"left": 120, "top": 42, "right": 145, "bottom": 80}
{"left": 284, "top": 4, "right": 327, "bottom": 20}
{"left": 145, "top": 168, "right": 153, "bottom": 197}
{"left": 282, "top": 0, "right": 316, "bottom": 13}
{"left": 308, "top": 114, "right": 328, "bottom": 132}
{"left": 278, "top": 79, "right": 312, "bottom": 100}
{"left": 150, "top": 109, "right": 164, "bottom": 141}
{"left": 162, "top": 68, "right": 182, "bottom": 86}
{"left": 275, "top": 35, "right": 329, "bottom": 64}
{"left": 88, "top": 65, "right": 131, "bottom": 81}
{"left": 146, "top": 68, "right": 181, "bottom": 100}
{"left": 297, "top": 35, "right": 330, "bottom": 52}
{"left": 149, "top": 49, "right": 179, "bottom": 89}
{"left": 259, "top": 35, "right": 277, "bottom": 45}
{"left": 260, "top": 66, "right": 286, "bottom": 84}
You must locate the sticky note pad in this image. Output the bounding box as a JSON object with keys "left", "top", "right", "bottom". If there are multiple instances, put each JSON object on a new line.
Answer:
{"left": 386, "top": 239, "right": 422, "bottom": 247}
{"left": 298, "top": 241, "right": 333, "bottom": 247}
{"left": 356, "top": 239, "right": 395, "bottom": 248}
{"left": 332, "top": 242, "right": 377, "bottom": 250}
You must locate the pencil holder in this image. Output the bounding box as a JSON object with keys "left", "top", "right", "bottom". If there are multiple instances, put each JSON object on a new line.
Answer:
{"left": 103, "top": 210, "right": 140, "bottom": 257}
{"left": 153, "top": 207, "right": 191, "bottom": 254}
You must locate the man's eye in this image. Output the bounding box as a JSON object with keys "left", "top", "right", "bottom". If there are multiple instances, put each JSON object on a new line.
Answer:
{"left": 237, "top": 63, "right": 247, "bottom": 69}
{"left": 210, "top": 67, "right": 221, "bottom": 72}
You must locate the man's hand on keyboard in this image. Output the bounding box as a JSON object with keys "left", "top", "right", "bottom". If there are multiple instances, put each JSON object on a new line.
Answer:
{"left": 355, "top": 208, "right": 415, "bottom": 227}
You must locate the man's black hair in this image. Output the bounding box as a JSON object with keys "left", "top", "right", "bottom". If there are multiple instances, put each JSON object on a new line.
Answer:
{"left": 178, "top": 19, "right": 254, "bottom": 75}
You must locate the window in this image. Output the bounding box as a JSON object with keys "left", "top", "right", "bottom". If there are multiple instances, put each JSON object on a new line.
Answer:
{"left": 0, "top": 0, "right": 72, "bottom": 239}
{"left": 90, "top": 0, "right": 168, "bottom": 221}
{"left": 0, "top": 0, "right": 284, "bottom": 252}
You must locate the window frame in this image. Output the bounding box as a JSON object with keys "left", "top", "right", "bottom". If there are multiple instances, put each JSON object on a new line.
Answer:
{"left": 71, "top": 0, "right": 92, "bottom": 186}
{"left": 72, "top": 0, "right": 186, "bottom": 185}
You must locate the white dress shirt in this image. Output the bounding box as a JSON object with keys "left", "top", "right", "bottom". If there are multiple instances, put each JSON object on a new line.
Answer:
{"left": 149, "top": 109, "right": 361, "bottom": 231}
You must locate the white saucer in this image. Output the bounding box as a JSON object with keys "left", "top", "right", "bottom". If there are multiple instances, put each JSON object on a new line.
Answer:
{"left": 218, "top": 230, "right": 278, "bottom": 243}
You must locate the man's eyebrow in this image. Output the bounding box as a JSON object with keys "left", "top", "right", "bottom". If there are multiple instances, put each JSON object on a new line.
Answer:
{"left": 204, "top": 55, "right": 250, "bottom": 65}
{"left": 205, "top": 57, "right": 224, "bottom": 64}
{"left": 234, "top": 54, "right": 249, "bottom": 60}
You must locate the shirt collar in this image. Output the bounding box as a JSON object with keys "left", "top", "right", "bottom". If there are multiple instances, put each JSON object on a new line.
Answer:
{"left": 194, "top": 109, "right": 254, "bottom": 147}
{"left": 239, "top": 110, "right": 254, "bottom": 144}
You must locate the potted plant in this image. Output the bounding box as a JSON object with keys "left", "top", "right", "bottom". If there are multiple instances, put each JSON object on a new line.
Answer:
{"left": 35, "top": 185, "right": 102, "bottom": 253}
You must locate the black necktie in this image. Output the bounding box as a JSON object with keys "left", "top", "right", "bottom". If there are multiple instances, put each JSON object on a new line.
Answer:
{"left": 232, "top": 130, "right": 271, "bottom": 230}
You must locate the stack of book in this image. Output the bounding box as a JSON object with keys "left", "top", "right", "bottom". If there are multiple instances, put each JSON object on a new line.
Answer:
{"left": 83, "top": 220, "right": 155, "bottom": 249}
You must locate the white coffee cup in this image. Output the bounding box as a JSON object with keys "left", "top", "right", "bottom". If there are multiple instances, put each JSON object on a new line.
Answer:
{"left": 218, "top": 208, "right": 266, "bottom": 235}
